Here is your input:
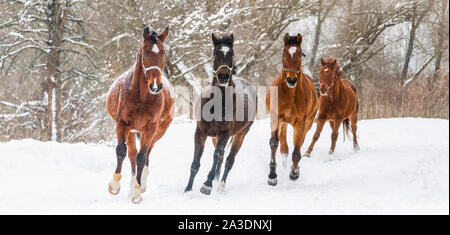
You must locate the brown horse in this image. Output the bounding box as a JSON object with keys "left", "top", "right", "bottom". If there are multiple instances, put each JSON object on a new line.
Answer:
{"left": 184, "top": 33, "right": 257, "bottom": 195}
{"left": 305, "top": 57, "right": 359, "bottom": 157}
{"left": 266, "top": 33, "right": 318, "bottom": 186}
{"left": 106, "top": 27, "right": 173, "bottom": 204}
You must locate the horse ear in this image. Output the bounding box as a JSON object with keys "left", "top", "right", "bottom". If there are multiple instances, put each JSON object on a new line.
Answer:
{"left": 143, "top": 26, "right": 150, "bottom": 40}
{"left": 230, "top": 33, "right": 234, "bottom": 44}
{"left": 157, "top": 26, "right": 169, "bottom": 43}
{"left": 296, "top": 33, "right": 302, "bottom": 45}
{"left": 283, "top": 33, "right": 290, "bottom": 45}
{"left": 320, "top": 58, "right": 326, "bottom": 66}
{"left": 212, "top": 33, "right": 220, "bottom": 46}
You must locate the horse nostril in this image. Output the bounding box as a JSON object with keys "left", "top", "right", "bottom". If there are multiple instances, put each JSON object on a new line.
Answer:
{"left": 157, "top": 83, "right": 162, "bottom": 90}
{"left": 218, "top": 73, "right": 229, "bottom": 82}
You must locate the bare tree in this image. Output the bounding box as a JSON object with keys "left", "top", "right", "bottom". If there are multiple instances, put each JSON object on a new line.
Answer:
{"left": 400, "top": 0, "right": 432, "bottom": 84}
{"left": 0, "top": 0, "right": 98, "bottom": 141}
{"left": 308, "top": 0, "right": 337, "bottom": 80}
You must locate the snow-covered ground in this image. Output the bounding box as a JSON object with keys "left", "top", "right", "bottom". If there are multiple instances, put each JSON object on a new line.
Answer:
{"left": 0, "top": 118, "right": 448, "bottom": 214}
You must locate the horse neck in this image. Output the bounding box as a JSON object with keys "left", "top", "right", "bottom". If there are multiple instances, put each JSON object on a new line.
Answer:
{"left": 328, "top": 76, "right": 343, "bottom": 101}
{"left": 132, "top": 49, "right": 150, "bottom": 101}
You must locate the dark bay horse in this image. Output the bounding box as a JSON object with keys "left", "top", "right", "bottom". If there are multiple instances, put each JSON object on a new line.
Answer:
{"left": 266, "top": 33, "right": 318, "bottom": 186}
{"left": 106, "top": 27, "right": 174, "bottom": 204}
{"left": 185, "top": 33, "right": 257, "bottom": 195}
{"left": 305, "top": 57, "right": 359, "bottom": 156}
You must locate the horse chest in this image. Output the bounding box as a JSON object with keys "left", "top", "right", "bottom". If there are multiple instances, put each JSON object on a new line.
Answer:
{"left": 124, "top": 99, "right": 163, "bottom": 129}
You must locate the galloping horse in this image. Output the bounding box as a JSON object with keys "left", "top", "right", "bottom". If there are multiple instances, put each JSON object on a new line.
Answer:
{"left": 185, "top": 33, "right": 257, "bottom": 195}
{"left": 106, "top": 27, "right": 173, "bottom": 204}
{"left": 266, "top": 33, "right": 318, "bottom": 186}
{"left": 305, "top": 57, "right": 359, "bottom": 156}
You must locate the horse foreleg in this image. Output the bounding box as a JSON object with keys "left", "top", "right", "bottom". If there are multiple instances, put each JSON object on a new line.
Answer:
{"left": 108, "top": 121, "right": 129, "bottom": 195}
{"left": 126, "top": 132, "right": 137, "bottom": 176}
{"left": 129, "top": 129, "right": 155, "bottom": 204}
{"left": 329, "top": 119, "right": 343, "bottom": 154}
{"left": 305, "top": 118, "right": 326, "bottom": 157}
{"left": 220, "top": 128, "right": 249, "bottom": 190}
{"left": 290, "top": 123, "right": 307, "bottom": 181}
{"left": 278, "top": 123, "right": 289, "bottom": 167}
{"left": 185, "top": 127, "right": 207, "bottom": 192}
{"left": 200, "top": 132, "right": 230, "bottom": 195}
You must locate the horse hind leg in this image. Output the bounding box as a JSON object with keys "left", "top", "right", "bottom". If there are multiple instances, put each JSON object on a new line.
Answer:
{"left": 278, "top": 123, "right": 289, "bottom": 167}
{"left": 219, "top": 128, "right": 249, "bottom": 191}
{"left": 211, "top": 137, "right": 223, "bottom": 181}
{"left": 108, "top": 121, "right": 129, "bottom": 195}
{"left": 200, "top": 133, "right": 229, "bottom": 195}
{"left": 350, "top": 114, "right": 360, "bottom": 151}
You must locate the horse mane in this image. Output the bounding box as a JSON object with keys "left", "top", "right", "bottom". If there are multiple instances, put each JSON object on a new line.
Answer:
{"left": 285, "top": 36, "right": 299, "bottom": 45}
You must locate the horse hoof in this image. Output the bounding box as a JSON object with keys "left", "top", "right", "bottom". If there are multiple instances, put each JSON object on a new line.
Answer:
{"left": 184, "top": 186, "right": 192, "bottom": 193}
{"left": 329, "top": 149, "right": 334, "bottom": 155}
{"left": 267, "top": 178, "right": 278, "bottom": 186}
{"left": 140, "top": 187, "right": 146, "bottom": 193}
{"left": 289, "top": 172, "right": 299, "bottom": 181}
{"left": 108, "top": 183, "right": 120, "bottom": 195}
{"left": 304, "top": 152, "right": 311, "bottom": 158}
{"left": 289, "top": 167, "right": 300, "bottom": 181}
{"left": 131, "top": 195, "right": 143, "bottom": 204}
{"left": 281, "top": 153, "right": 288, "bottom": 168}
{"left": 200, "top": 184, "right": 212, "bottom": 195}
{"left": 108, "top": 174, "right": 121, "bottom": 195}
{"left": 354, "top": 145, "right": 360, "bottom": 152}
{"left": 218, "top": 181, "right": 226, "bottom": 192}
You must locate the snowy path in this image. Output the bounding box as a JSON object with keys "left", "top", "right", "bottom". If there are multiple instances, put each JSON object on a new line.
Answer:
{"left": 0, "top": 118, "right": 448, "bottom": 214}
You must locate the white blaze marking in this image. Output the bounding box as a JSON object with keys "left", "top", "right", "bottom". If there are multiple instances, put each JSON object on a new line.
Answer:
{"left": 152, "top": 44, "right": 159, "bottom": 53}
{"left": 221, "top": 46, "right": 230, "bottom": 56}
{"left": 324, "top": 68, "right": 329, "bottom": 72}
{"left": 288, "top": 47, "right": 296, "bottom": 58}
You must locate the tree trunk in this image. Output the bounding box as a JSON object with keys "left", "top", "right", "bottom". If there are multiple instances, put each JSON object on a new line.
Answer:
{"left": 308, "top": 0, "right": 323, "bottom": 82}
{"left": 46, "top": 0, "right": 66, "bottom": 141}
{"left": 401, "top": 5, "right": 417, "bottom": 84}
{"left": 434, "top": 0, "right": 448, "bottom": 74}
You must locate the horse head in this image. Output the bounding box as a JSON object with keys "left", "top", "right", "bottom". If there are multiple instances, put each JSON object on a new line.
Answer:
{"left": 282, "top": 33, "right": 305, "bottom": 88}
{"left": 212, "top": 32, "right": 234, "bottom": 87}
{"left": 141, "top": 26, "right": 169, "bottom": 95}
{"left": 319, "top": 57, "right": 343, "bottom": 96}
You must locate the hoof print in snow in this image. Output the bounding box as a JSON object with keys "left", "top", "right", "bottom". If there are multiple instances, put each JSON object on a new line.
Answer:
{"left": 200, "top": 184, "right": 212, "bottom": 195}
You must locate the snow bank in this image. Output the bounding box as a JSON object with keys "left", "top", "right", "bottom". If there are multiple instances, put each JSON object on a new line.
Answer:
{"left": 0, "top": 118, "right": 448, "bottom": 214}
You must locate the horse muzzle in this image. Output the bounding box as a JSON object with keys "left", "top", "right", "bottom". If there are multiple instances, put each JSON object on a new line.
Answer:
{"left": 217, "top": 73, "right": 230, "bottom": 86}
{"left": 320, "top": 84, "right": 328, "bottom": 96}
{"left": 286, "top": 77, "right": 298, "bottom": 88}
{"left": 149, "top": 83, "right": 163, "bottom": 94}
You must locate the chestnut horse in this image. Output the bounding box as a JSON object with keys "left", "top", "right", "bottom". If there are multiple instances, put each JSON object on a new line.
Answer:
{"left": 266, "top": 33, "right": 318, "bottom": 186}
{"left": 185, "top": 33, "right": 257, "bottom": 195}
{"left": 305, "top": 57, "right": 359, "bottom": 156}
{"left": 106, "top": 27, "right": 173, "bottom": 204}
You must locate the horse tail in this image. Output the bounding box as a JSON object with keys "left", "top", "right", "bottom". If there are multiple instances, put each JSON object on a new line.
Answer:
{"left": 342, "top": 118, "right": 351, "bottom": 142}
